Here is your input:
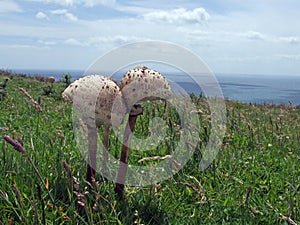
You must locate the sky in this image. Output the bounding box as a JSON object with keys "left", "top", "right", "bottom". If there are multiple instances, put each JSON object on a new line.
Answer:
{"left": 0, "top": 0, "right": 300, "bottom": 76}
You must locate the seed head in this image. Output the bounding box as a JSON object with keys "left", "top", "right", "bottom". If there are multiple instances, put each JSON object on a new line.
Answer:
{"left": 3, "top": 135, "right": 27, "bottom": 155}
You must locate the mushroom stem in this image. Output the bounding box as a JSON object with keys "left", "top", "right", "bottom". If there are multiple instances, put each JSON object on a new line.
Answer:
{"left": 102, "top": 126, "right": 110, "bottom": 176}
{"left": 103, "top": 126, "right": 110, "bottom": 161}
{"left": 86, "top": 125, "right": 98, "bottom": 183}
{"left": 115, "top": 108, "right": 141, "bottom": 201}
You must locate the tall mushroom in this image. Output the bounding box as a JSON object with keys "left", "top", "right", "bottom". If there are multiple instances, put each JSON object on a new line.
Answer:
{"left": 62, "top": 75, "right": 124, "bottom": 183}
{"left": 115, "top": 66, "right": 172, "bottom": 200}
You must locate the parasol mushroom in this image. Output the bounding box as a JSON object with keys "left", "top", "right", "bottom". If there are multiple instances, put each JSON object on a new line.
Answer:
{"left": 119, "top": 65, "right": 171, "bottom": 102}
{"left": 115, "top": 66, "right": 172, "bottom": 200}
{"left": 62, "top": 75, "right": 124, "bottom": 183}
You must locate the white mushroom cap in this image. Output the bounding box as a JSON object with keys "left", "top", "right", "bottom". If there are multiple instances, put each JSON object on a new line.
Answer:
{"left": 120, "top": 66, "right": 172, "bottom": 106}
{"left": 62, "top": 75, "right": 125, "bottom": 127}
{"left": 47, "top": 76, "right": 55, "bottom": 83}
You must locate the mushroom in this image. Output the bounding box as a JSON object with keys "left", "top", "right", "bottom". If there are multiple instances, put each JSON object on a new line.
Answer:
{"left": 62, "top": 75, "right": 124, "bottom": 183}
{"left": 47, "top": 76, "right": 55, "bottom": 83}
{"left": 115, "top": 66, "right": 172, "bottom": 200}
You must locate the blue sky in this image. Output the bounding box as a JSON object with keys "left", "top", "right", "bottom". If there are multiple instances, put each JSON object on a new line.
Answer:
{"left": 0, "top": 0, "right": 300, "bottom": 76}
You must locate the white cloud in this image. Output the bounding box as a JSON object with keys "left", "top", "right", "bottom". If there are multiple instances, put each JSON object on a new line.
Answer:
{"left": 240, "top": 32, "right": 300, "bottom": 45}
{"left": 64, "top": 38, "right": 85, "bottom": 46}
{"left": 0, "top": 0, "right": 22, "bottom": 13}
{"left": 51, "top": 9, "right": 78, "bottom": 21}
{"left": 278, "top": 54, "right": 300, "bottom": 61}
{"left": 143, "top": 8, "right": 210, "bottom": 24}
{"left": 0, "top": 43, "right": 48, "bottom": 50}
{"left": 279, "top": 36, "right": 300, "bottom": 45}
{"left": 29, "top": 0, "right": 115, "bottom": 7}
{"left": 51, "top": 9, "right": 68, "bottom": 14}
{"left": 88, "top": 35, "right": 145, "bottom": 46}
{"left": 114, "top": 5, "right": 154, "bottom": 15}
{"left": 64, "top": 35, "right": 148, "bottom": 48}
{"left": 243, "top": 31, "right": 265, "bottom": 40}
{"left": 65, "top": 12, "right": 78, "bottom": 21}
{"left": 38, "top": 40, "right": 56, "bottom": 45}
{"left": 81, "top": 0, "right": 115, "bottom": 7}
{"left": 36, "top": 12, "right": 49, "bottom": 20}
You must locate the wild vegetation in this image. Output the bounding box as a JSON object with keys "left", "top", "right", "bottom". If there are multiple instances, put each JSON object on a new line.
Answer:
{"left": 0, "top": 70, "right": 299, "bottom": 224}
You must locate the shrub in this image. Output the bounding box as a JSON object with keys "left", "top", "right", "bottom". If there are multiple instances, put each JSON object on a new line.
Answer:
{"left": 42, "top": 85, "right": 55, "bottom": 96}
{"left": 62, "top": 73, "right": 71, "bottom": 87}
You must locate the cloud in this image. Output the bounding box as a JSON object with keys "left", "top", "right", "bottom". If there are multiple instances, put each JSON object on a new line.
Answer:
{"left": 0, "top": 43, "right": 48, "bottom": 50}
{"left": 143, "top": 8, "right": 210, "bottom": 24}
{"left": 243, "top": 31, "right": 265, "bottom": 40}
{"left": 64, "top": 38, "right": 85, "bottom": 46}
{"left": 51, "top": 9, "right": 78, "bottom": 21}
{"left": 80, "top": 0, "right": 115, "bottom": 7}
{"left": 241, "top": 32, "right": 300, "bottom": 45}
{"left": 38, "top": 40, "right": 56, "bottom": 45}
{"left": 36, "top": 12, "right": 49, "bottom": 20}
{"left": 222, "top": 55, "right": 274, "bottom": 62}
{"left": 278, "top": 54, "right": 300, "bottom": 61}
{"left": 29, "top": 0, "right": 115, "bottom": 7}
{"left": 279, "top": 36, "right": 300, "bottom": 45}
{"left": 51, "top": 9, "right": 68, "bottom": 14}
{"left": 88, "top": 35, "right": 145, "bottom": 46}
{"left": 64, "top": 35, "right": 147, "bottom": 48}
{"left": 0, "top": 0, "right": 22, "bottom": 13}
{"left": 65, "top": 12, "right": 78, "bottom": 21}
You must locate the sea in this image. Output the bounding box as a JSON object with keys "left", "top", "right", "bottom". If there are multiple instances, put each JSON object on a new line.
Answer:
{"left": 10, "top": 69, "right": 300, "bottom": 106}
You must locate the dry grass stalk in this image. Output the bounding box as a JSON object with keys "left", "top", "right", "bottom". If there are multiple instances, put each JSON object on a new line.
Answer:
{"left": 36, "top": 183, "right": 46, "bottom": 225}
{"left": 12, "top": 183, "right": 22, "bottom": 201}
{"left": 279, "top": 213, "right": 298, "bottom": 225}
{"left": 19, "top": 87, "right": 43, "bottom": 112}
{"left": 62, "top": 160, "right": 72, "bottom": 178}
{"left": 31, "top": 200, "right": 39, "bottom": 225}
{"left": 175, "top": 182, "right": 206, "bottom": 201}
{"left": 267, "top": 201, "right": 298, "bottom": 225}
{"left": 138, "top": 155, "right": 181, "bottom": 170}
{"left": 3, "top": 135, "right": 55, "bottom": 203}
{"left": 138, "top": 155, "right": 172, "bottom": 163}
{"left": 243, "top": 186, "right": 252, "bottom": 204}
{"left": 62, "top": 160, "right": 72, "bottom": 190}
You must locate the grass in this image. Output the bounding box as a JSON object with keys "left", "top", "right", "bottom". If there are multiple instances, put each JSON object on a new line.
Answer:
{"left": 0, "top": 70, "right": 299, "bottom": 224}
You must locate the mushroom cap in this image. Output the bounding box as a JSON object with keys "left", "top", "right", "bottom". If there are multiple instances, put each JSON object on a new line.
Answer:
{"left": 120, "top": 66, "right": 172, "bottom": 106}
{"left": 62, "top": 75, "right": 125, "bottom": 127}
{"left": 47, "top": 76, "right": 55, "bottom": 83}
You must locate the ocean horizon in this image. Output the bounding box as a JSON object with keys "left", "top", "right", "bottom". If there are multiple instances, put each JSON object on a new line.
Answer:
{"left": 7, "top": 68, "right": 300, "bottom": 106}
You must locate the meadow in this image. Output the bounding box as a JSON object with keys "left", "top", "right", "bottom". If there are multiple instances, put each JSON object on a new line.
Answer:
{"left": 0, "top": 70, "right": 299, "bottom": 224}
